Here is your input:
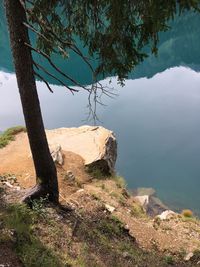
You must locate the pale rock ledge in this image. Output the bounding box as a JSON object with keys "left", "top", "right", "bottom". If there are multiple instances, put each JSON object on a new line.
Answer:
{"left": 46, "top": 125, "right": 117, "bottom": 175}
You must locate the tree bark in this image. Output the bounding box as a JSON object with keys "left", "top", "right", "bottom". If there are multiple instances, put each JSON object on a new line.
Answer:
{"left": 4, "top": 0, "right": 59, "bottom": 203}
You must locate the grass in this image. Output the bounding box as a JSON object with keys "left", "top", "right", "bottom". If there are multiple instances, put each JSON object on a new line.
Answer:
{"left": 163, "top": 255, "right": 174, "bottom": 265}
{"left": 130, "top": 203, "right": 146, "bottom": 218}
{"left": 86, "top": 166, "right": 107, "bottom": 179}
{"left": 0, "top": 126, "right": 26, "bottom": 148}
{"left": 2, "top": 203, "right": 63, "bottom": 267}
{"left": 1, "top": 185, "right": 200, "bottom": 267}
{"left": 112, "top": 175, "right": 126, "bottom": 188}
{"left": 75, "top": 212, "right": 183, "bottom": 267}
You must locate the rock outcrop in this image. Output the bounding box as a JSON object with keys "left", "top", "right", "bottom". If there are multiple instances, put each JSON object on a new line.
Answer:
{"left": 46, "top": 126, "right": 117, "bottom": 175}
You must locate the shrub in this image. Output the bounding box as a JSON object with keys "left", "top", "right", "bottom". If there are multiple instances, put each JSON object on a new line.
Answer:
{"left": 181, "top": 209, "right": 193, "bottom": 218}
{"left": 113, "top": 176, "right": 126, "bottom": 188}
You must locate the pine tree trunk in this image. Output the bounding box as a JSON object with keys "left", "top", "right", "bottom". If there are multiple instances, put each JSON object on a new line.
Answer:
{"left": 4, "top": 0, "right": 59, "bottom": 203}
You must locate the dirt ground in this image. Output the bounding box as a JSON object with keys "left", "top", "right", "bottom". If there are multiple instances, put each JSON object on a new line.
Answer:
{"left": 1, "top": 132, "right": 200, "bottom": 266}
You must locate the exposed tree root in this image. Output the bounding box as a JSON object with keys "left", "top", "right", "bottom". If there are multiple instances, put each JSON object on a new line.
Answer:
{"left": 21, "top": 183, "right": 58, "bottom": 206}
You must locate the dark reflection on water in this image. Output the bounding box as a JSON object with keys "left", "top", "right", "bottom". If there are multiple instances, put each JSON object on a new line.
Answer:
{"left": 1, "top": 66, "right": 200, "bottom": 215}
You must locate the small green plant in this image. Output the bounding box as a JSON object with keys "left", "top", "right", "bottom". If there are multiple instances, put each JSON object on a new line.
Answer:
{"left": 86, "top": 167, "right": 105, "bottom": 179}
{"left": 163, "top": 255, "right": 174, "bottom": 265}
{"left": 3, "top": 203, "right": 62, "bottom": 267}
{"left": 119, "top": 195, "right": 126, "bottom": 206}
{"left": 4, "top": 204, "right": 36, "bottom": 243}
{"left": 130, "top": 203, "right": 146, "bottom": 218}
{"left": 110, "top": 191, "right": 119, "bottom": 199}
{"left": 181, "top": 209, "right": 193, "bottom": 218}
{"left": 113, "top": 176, "right": 126, "bottom": 188}
{"left": 101, "top": 183, "right": 106, "bottom": 190}
{"left": 31, "top": 195, "right": 49, "bottom": 217}
{"left": 193, "top": 249, "right": 200, "bottom": 259}
{"left": 0, "top": 126, "right": 26, "bottom": 148}
{"left": 91, "top": 193, "right": 100, "bottom": 200}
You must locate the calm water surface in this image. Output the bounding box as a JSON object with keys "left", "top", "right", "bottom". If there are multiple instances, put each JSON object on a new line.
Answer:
{"left": 1, "top": 66, "right": 200, "bottom": 214}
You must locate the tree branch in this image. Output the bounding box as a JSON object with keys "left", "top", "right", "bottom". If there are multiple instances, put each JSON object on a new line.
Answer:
{"left": 34, "top": 70, "right": 54, "bottom": 93}
{"left": 33, "top": 61, "right": 79, "bottom": 94}
{"left": 25, "top": 42, "right": 89, "bottom": 91}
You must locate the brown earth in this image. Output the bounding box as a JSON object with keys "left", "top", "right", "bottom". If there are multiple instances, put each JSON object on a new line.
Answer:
{"left": 1, "top": 132, "right": 200, "bottom": 266}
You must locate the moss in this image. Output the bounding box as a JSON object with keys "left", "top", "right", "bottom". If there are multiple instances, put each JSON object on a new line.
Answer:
{"left": 0, "top": 126, "right": 26, "bottom": 148}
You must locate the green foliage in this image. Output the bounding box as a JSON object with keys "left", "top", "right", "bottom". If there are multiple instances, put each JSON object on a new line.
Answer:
{"left": 31, "top": 195, "right": 49, "bottom": 217}
{"left": 113, "top": 175, "right": 126, "bottom": 188}
{"left": 86, "top": 166, "right": 107, "bottom": 179}
{"left": 163, "top": 255, "right": 174, "bottom": 265}
{"left": 28, "top": 0, "right": 200, "bottom": 84}
{"left": 5, "top": 204, "right": 36, "bottom": 242}
{"left": 3, "top": 204, "right": 62, "bottom": 267}
{"left": 0, "top": 126, "right": 26, "bottom": 148}
{"left": 131, "top": 203, "right": 146, "bottom": 218}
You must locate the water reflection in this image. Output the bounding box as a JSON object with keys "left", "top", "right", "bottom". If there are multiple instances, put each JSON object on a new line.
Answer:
{"left": 1, "top": 66, "right": 200, "bottom": 214}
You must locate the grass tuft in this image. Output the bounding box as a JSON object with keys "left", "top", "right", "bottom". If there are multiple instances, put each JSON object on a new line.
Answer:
{"left": 0, "top": 126, "right": 26, "bottom": 148}
{"left": 2, "top": 203, "right": 63, "bottom": 267}
{"left": 181, "top": 209, "right": 193, "bottom": 218}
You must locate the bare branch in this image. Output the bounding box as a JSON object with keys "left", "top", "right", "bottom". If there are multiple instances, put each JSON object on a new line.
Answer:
{"left": 34, "top": 70, "right": 54, "bottom": 93}
{"left": 23, "top": 2, "right": 117, "bottom": 123}
{"left": 25, "top": 42, "right": 89, "bottom": 90}
{"left": 33, "top": 61, "right": 79, "bottom": 94}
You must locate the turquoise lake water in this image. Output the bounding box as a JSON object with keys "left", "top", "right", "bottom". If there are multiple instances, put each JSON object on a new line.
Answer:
{"left": 1, "top": 4, "right": 200, "bottom": 214}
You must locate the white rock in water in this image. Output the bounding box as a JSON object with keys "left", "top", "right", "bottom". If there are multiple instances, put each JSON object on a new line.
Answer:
{"left": 46, "top": 126, "right": 117, "bottom": 174}
{"left": 49, "top": 144, "right": 63, "bottom": 165}
{"left": 156, "top": 210, "right": 176, "bottom": 220}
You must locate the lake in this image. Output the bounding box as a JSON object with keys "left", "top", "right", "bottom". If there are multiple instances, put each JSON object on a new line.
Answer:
{"left": 1, "top": 4, "right": 200, "bottom": 215}
{"left": 1, "top": 66, "right": 200, "bottom": 215}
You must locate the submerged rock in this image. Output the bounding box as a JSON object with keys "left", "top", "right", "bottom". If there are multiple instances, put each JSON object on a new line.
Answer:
{"left": 46, "top": 126, "right": 117, "bottom": 175}
{"left": 132, "top": 187, "right": 156, "bottom": 197}
{"left": 133, "top": 187, "right": 168, "bottom": 216}
{"left": 134, "top": 195, "right": 149, "bottom": 208}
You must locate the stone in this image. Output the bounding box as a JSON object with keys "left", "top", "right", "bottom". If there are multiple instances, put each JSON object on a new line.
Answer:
{"left": 146, "top": 196, "right": 168, "bottom": 217}
{"left": 76, "top": 189, "right": 84, "bottom": 193}
{"left": 64, "top": 171, "right": 76, "bottom": 182}
{"left": 123, "top": 252, "right": 131, "bottom": 259}
{"left": 184, "top": 252, "right": 194, "bottom": 261}
{"left": 133, "top": 188, "right": 168, "bottom": 216}
{"left": 105, "top": 204, "right": 115, "bottom": 213}
{"left": 156, "top": 210, "right": 177, "bottom": 220}
{"left": 134, "top": 195, "right": 149, "bottom": 208}
{"left": 46, "top": 126, "right": 117, "bottom": 175}
{"left": 49, "top": 144, "right": 63, "bottom": 165}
